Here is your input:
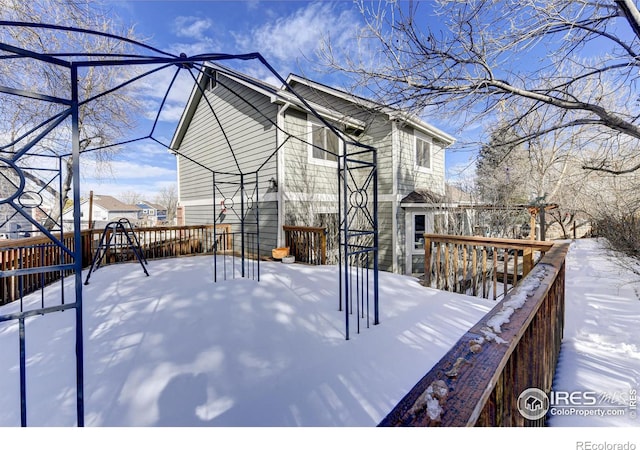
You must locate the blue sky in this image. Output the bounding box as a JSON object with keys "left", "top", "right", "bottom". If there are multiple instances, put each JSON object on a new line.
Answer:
{"left": 83, "top": 0, "right": 473, "bottom": 201}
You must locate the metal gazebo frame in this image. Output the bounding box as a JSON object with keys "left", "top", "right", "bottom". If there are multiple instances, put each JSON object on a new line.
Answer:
{"left": 0, "top": 21, "right": 378, "bottom": 427}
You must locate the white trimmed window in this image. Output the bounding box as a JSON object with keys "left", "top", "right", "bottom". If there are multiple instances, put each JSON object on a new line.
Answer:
{"left": 309, "top": 120, "right": 339, "bottom": 166}
{"left": 415, "top": 134, "right": 432, "bottom": 171}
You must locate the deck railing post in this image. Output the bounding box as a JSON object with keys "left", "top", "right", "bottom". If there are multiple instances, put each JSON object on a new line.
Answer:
{"left": 320, "top": 229, "right": 327, "bottom": 265}
{"left": 523, "top": 247, "right": 533, "bottom": 277}
{"left": 282, "top": 225, "right": 327, "bottom": 265}
{"left": 424, "top": 235, "right": 432, "bottom": 287}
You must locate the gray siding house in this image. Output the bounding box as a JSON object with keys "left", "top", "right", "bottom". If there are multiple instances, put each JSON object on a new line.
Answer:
{"left": 170, "top": 64, "right": 455, "bottom": 275}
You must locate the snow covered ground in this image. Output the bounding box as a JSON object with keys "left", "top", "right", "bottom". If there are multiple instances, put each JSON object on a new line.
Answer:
{"left": 2, "top": 237, "right": 639, "bottom": 435}
{"left": 0, "top": 255, "right": 494, "bottom": 427}
{"left": 548, "top": 238, "right": 640, "bottom": 427}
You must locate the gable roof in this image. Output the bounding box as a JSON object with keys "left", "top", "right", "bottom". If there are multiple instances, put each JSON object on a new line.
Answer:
{"left": 285, "top": 74, "right": 455, "bottom": 145}
{"left": 170, "top": 63, "right": 281, "bottom": 150}
{"left": 91, "top": 195, "right": 140, "bottom": 212}
{"left": 400, "top": 184, "right": 475, "bottom": 206}
{"left": 170, "top": 63, "right": 369, "bottom": 150}
{"left": 400, "top": 189, "right": 445, "bottom": 205}
{"left": 170, "top": 63, "right": 454, "bottom": 150}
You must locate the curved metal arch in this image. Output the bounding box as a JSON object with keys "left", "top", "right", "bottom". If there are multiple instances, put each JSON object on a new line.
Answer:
{"left": 0, "top": 21, "right": 379, "bottom": 427}
{"left": 0, "top": 20, "right": 177, "bottom": 58}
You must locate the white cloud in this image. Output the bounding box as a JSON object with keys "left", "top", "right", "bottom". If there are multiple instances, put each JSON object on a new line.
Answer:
{"left": 79, "top": 179, "right": 170, "bottom": 201}
{"left": 107, "top": 160, "right": 175, "bottom": 180}
{"left": 132, "top": 67, "right": 195, "bottom": 125}
{"left": 235, "top": 2, "right": 361, "bottom": 69}
{"left": 78, "top": 155, "right": 177, "bottom": 202}
{"left": 156, "top": 104, "right": 187, "bottom": 123}
{"left": 173, "top": 16, "right": 213, "bottom": 40}
{"left": 81, "top": 157, "right": 176, "bottom": 182}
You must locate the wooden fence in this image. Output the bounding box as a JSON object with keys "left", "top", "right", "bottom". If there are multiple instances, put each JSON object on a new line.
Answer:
{"left": 0, "top": 224, "right": 229, "bottom": 305}
{"left": 0, "top": 234, "right": 79, "bottom": 306}
{"left": 283, "top": 225, "right": 327, "bottom": 265}
{"left": 424, "top": 234, "right": 554, "bottom": 300}
{"left": 379, "top": 240, "right": 569, "bottom": 426}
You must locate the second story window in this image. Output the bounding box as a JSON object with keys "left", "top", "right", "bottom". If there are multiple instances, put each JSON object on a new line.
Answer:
{"left": 415, "top": 135, "right": 432, "bottom": 171}
{"left": 310, "top": 121, "right": 339, "bottom": 165}
{"left": 206, "top": 71, "right": 217, "bottom": 91}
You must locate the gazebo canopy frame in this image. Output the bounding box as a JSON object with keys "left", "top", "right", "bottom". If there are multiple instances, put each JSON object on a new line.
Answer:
{"left": 0, "top": 21, "right": 378, "bottom": 426}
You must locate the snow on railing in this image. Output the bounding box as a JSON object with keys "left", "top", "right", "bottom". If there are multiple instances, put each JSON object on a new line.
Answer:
{"left": 380, "top": 240, "right": 569, "bottom": 427}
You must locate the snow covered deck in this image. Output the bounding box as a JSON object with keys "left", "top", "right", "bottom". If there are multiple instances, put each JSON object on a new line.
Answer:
{"left": 0, "top": 256, "right": 495, "bottom": 426}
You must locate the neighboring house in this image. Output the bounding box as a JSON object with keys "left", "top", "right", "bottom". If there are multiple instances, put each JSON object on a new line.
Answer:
{"left": 62, "top": 194, "right": 141, "bottom": 231}
{"left": 171, "top": 64, "right": 456, "bottom": 275}
{"left": 0, "top": 175, "right": 42, "bottom": 239}
{"left": 136, "top": 200, "right": 167, "bottom": 226}
{"left": 0, "top": 201, "right": 36, "bottom": 239}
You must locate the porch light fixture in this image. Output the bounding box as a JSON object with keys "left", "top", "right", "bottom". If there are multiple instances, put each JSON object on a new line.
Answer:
{"left": 268, "top": 177, "right": 278, "bottom": 191}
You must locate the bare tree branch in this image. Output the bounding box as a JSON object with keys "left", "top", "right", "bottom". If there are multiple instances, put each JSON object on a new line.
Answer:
{"left": 1, "top": 1, "right": 145, "bottom": 229}
{"left": 615, "top": 0, "right": 640, "bottom": 41}
{"left": 319, "top": 0, "right": 640, "bottom": 173}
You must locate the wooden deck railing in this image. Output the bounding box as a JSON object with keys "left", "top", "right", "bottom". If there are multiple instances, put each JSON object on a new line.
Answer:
{"left": 424, "top": 234, "right": 554, "bottom": 300}
{"left": 0, "top": 224, "right": 229, "bottom": 305}
{"left": 90, "top": 224, "right": 231, "bottom": 263}
{"left": 283, "top": 225, "right": 327, "bottom": 265}
{"left": 380, "top": 239, "right": 569, "bottom": 427}
{"left": 0, "top": 234, "right": 79, "bottom": 306}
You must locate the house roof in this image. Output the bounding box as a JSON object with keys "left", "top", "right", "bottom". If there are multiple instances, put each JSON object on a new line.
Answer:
{"left": 91, "top": 195, "right": 140, "bottom": 212}
{"left": 400, "top": 190, "right": 446, "bottom": 205}
{"left": 400, "top": 185, "right": 476, "bottom": 206}
{"left": 170, "top": 63, "right": 370, "bottom": 150}
{"left": 170, "top": 63, "right": 455, "bottom": 150}
{"left": 170, "top": 63, "right": 280, "bottom": 150}
{"left": 286, "top": 74, "right": 456, "bottom": 145}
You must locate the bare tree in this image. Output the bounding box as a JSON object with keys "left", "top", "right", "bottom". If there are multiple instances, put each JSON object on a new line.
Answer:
{"left": 582, "top": 166, "right": 640, "bottom": 268}
{"left": 320, "top": 0, "right": 640, "bottom": 174}
{"left": 477, "top": 99, "right": 600, "bottom": 237}
{"left": 118, "top": 190, "right": 144, "bottom": 206}
{"left": 0, "top": 1, "right": 144, "bottom": 229}
{"left": 154, "top": 184, "right": 178, "bottom": 222}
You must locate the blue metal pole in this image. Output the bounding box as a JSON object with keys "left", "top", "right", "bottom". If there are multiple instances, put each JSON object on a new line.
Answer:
{"left": 213, "top": 171, "right": 217, "bottom": 283}
{"left": 70, "top": 63, "right": 85, "bottom": 427}
{"left": 342, "top": 148, "right": 349, "bottom": 340}
{"left": 372, "top": 149, "right": 380, "bottom": 326}
{"left": 19, "top": 317, "right": 26, "bottom": 427}
{"left": 256, "top": 172, "right": 260, "bottom": 282}
{"left": 337, "top": 155, "right": 343, "bottom": 313}
{"left": 59, "top": 156, "right": 66, "bottom": 304}
{"left": 240, "top": 173, "right": 245, "bottom": 278}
